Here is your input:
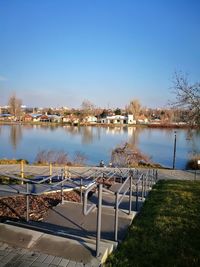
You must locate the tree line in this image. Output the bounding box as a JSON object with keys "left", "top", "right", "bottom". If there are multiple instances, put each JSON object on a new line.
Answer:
{"left": 2, "top": 72, "right": 200, "bottom": 126}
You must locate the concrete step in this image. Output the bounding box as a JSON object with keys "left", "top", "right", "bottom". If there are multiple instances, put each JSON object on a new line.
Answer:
{"left": 44, "top": 201, "right": 136, "bottom": 242}
{"left": 0, "top": 222, "right": 117, "bottom": 266}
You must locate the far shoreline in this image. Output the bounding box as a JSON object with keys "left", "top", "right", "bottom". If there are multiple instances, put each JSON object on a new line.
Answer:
{"left": 0, "top": 120, "right": 198, "bottom": 129}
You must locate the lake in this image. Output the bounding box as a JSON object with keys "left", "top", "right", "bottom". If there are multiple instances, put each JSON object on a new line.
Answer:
{"left": 0, "top": 124, "right": 199, "bottom": 169}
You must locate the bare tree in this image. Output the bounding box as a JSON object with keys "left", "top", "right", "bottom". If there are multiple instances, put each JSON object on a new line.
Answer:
{"left": 171, "top": 72, "right": 200, "bottom": 125}
{"left": 8, "top": 94, "right": 22, "bottom": 119}
{"left": 81, "top": 99, "right": 95, "bottom": 116}
{"left": 127, "top": 99, "right": 141, "bottom": 119}
{"left": 111, "top": 142, "right": 149, "bottom": 167}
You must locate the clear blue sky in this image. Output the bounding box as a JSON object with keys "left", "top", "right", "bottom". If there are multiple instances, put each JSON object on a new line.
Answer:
{"left": 0, "top": 0, "right": 200, "bottom": 109}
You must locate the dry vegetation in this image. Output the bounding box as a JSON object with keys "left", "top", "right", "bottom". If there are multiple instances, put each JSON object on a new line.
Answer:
{"left": 0, "top": 191, "right": 80, "bottom": 222}
{"left": 111, "top": 142, "right": 162, "bottom": 168}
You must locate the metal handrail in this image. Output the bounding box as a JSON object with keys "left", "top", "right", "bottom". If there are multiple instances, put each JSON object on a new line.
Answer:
{"left": 83, "top": 183, "right": 97, "bottom": 216}
{"left": 114, "top": 171, "right": 133, "bottom": 241}
{"left": 0, "top": 166, "right": 158, "bottom": 257}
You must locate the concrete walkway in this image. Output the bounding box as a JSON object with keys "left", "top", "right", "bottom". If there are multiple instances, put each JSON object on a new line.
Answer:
{"left": 0, "top": 192, "right": 136, "bottom": 266}
{"left": 0, "top": 223, "right": 100, "bottom": 267}
{"left": 0, "top": 201, "right": 135, "bottom": 266}
{"left": 158, "top": 169, "right": 200, "bottom": 181}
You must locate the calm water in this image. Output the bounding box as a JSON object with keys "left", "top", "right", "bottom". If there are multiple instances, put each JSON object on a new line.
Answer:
{"left": 0, "top": 124, "right": 200, "bottom": 169}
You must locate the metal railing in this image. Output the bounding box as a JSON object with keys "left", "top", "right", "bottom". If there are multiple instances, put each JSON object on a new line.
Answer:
{"left": 0, "top": 166, "right": 158, "bottom": 258}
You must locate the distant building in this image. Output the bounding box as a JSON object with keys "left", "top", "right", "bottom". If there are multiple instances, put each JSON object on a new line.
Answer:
{"left": 83, "top": 116, "right": 97, "bottom": 124}
{"left": 48, "top": 115, "right": 62, "bottom": 123}
{"left": 39, "top": 115, "right": 50, "bottom": 122}
{"left": 31, "top": 114, "right": 43, "bottom": 122}
{"left": 0, "top": 114, "right": 14, "bottom": 121}
{"left": 62, "top": 115, "right": 79, "bottom": 125}
{"left": 99, "top": 114, "right": 136, "bottom": 125}
{"left": 137, "top": 115, "right": 148, "bottom": 124}
{"left": 23, "top": 114, "right": 33, "bottom": 122}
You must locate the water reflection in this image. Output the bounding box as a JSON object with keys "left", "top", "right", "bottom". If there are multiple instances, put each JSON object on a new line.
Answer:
{"left": 63, "top": 126, "right": 135, "bottom": 145}
{"left": 10, "top": 125, "right": 22, "bottom": 150}
{"left": 127, "top": 127, "right": 140, "bottom": 147}
{"left": 186, "top": 129, "right": 200, "bottom": 155}
{"left": 0, "top": 124, "right": 199, "bottom": 169}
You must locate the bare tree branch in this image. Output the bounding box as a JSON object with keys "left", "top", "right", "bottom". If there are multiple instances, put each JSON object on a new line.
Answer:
{"left": 170, "top": 72, "right": 200, "bottom": 125}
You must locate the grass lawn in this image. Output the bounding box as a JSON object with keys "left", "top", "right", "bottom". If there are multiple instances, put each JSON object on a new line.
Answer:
{"left": 106, "top": 180, "right": 200, "bottom": 267}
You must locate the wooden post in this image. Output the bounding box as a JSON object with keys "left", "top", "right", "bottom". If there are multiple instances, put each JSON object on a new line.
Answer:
{"left": 64, "top": 165, "right": 67, "bottom": 178}
{"left": 49, "top": 163, "right": 52, "bottom": 176}
{"left": 21, "top": 160, "right": 24, "bottom": 184}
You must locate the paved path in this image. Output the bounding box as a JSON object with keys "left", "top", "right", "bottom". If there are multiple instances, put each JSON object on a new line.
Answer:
{"left": 158, "top": 169, "right": 200, "bottom": 180}
{"left": 0, "top": 197, "right": 135, "bottom": 266}
{"left": 0, "top": 225, "right": 97, "bottom": 267}
{"left": 0, "top": 241, "right": 75, "bottom": 267}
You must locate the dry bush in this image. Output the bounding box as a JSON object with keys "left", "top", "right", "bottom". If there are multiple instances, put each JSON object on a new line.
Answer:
{"left": 35, "top": 150, "right": 70, "bottom": 165}
{"left": 111, "top": 142, "right": 150, "bottom": 168}
{"left": 186, "top": 154, "right": 200, "bottom": 170}
{"left": 73, "top": 151, "right": 88, "bottom": 166}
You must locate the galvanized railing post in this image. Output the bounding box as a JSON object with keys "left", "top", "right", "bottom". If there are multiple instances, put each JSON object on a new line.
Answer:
{"left": 141, "top": 174, "right": 144, "bottom": 199}
{"left": 59, "top": 169, "right": 64, "bottom": 204}
{"left": 136, "top": 182, "right": 139, "bottom": 211}
{"left": 129, "top": 171, "right": 133, "bottom": 215}
{"left": 147, "top": 170, "right": 150, "bottom": 191}
{"left": 96, "top": 183, "right": 102, "bottom": 257}
{"left": 144, "top": 174, "right": 147, "bottom": 197}
{"left": 80, "top": 178, "right": 83, "bottom": 203}
{"left": 26, "top": 182, "right": 29, "bottom": 222}
{"left": 114, "top": 192, "right": 119, "bottom": 241}
{"left": 150, "top": 170, "right": 152, "bottom": 189}
{"left": 49, "top": 163, "right": 52, "bottom": 183}
{"left": 61, "top": 186, "right": 64, "bottom": 204}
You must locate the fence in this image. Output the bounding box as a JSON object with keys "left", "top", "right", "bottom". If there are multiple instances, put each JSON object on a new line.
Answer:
{"left": 0, "top": 164, "right": 158, "bottom": 257}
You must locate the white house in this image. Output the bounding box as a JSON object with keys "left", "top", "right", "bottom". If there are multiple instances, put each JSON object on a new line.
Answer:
{"left": 83, "top": 116, "right": 97, "bottom": 124}
{"left": 127, "top": 114, "right": 136, "bottom": 124}
{"left": 99, "top": 114, "right": 136, "bottom": 125}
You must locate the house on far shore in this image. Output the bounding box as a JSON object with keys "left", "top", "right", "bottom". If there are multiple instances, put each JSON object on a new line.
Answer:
{"left": 99, "top": 114, "right": 136, "bottom": 125}
{"left": 83, "top": 116, "right": 97, "bottom": 124}
{"left": 0, "top": 114, "right": 14, "bottom": 121}
{"left": 137, "top": 115, "right": 149, "bottom": 124}
{"left": 30, "top": 114, "right": 43, "bottom": 122}
{"left": 23, "top": 114, "right": 33, "bottom": 122}
{"left": 39, "top": 115, "right": 50, "bottom": 122}
{"left": 62, "top": 115, "right": 80, "bottom": 125}
{"left": 48, "top": 115, "right": 62, "bottom": 123}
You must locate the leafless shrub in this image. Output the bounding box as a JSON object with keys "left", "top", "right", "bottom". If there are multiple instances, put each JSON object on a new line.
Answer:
{"left": 73, "top": 151, "right": 88, "bottom": 166}
{"left": 186, "top": 154, "right": 200, "bottom": 170}
{"left": 35, "top": 150, "right": 69, "bottom": 165}
{"left": 111, "top": 142, "right": 150, "bottom": 167}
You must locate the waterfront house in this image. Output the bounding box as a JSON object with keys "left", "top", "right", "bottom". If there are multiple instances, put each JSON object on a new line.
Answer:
{"left": 137, "top": 115, "right": 149, "bottom": 124}
{"left": 23, "top": 114, "right": 33, "bottom": 122}
{"left": 99, "top": 114, "right": 136, "bottom": 125}
{"left": 83, "top": 116, "right": 97, "bottom": 124}
{"left": 48, "top": 115, "right": 62, "bottom": 123}
{"left": 31, "top": 114, "right": 43, "bottom": 122}
{"left": 62, "top": 115, "right": 80, "bottom": 125}
{"left": 39, "top": 115, "right": 50, "bottom": 122}
{"left": 0, "top": 114, "right": 14, "bottom": 121}
{"left": 62, "top": 115, "right": 71, "bottom": 123}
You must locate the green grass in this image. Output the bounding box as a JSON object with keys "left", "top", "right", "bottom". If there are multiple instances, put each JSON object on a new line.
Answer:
{"left": 106, "top": 180, "right": 200, "bottom": 267}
